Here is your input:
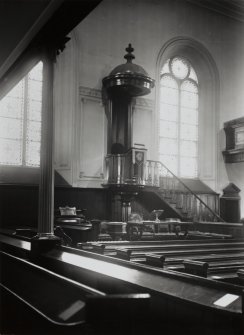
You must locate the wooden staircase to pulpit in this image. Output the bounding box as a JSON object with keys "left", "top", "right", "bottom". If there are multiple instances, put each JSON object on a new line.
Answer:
{"left": 144, "top": 160, "right": 222, "bottom": 222}
{"left": 104, "top": 154, "right": 224, "bottom": 223}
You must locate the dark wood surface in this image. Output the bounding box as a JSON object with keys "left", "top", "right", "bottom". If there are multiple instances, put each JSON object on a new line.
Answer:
{"left": 78, "top": 237, "right": 239, "bottom": 254}
{"left": 42, "top": 247, "right": 242, "bottom": 310}
{"left": 0, "top": 244, "right": 153, "bottom": 334}
{"left": 79, "top": 237, "right": 244, "bottom": 283}
{"left": 1, "top": 233, "right": 244, "bottom": 334}
{"left": 0, "top": 249, "right": 101, "bottom": 333}
{"left": 0, "top": 184, "right": 109, "bottom": 230}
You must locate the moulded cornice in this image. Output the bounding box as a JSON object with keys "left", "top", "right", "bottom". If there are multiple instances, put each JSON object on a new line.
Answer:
{"left": 79, "top": 86, "right": 102, "bottom": 99}
{"left": 134, "top": 97, "right": 154, "bottom": 109}
{"left": 187, "top": 0, "right": 244, "bottom": 23}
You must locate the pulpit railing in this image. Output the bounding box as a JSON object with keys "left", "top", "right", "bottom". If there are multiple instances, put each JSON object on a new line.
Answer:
{"left": 105, "top": 154, "right": 224, "bottom": 222}
{"left": 145, "top": 160, "right": 223, "bottom": 222}
{"left": 105, "top": 154, "right": 127, "bottom": 184}
{"left": 105, "top": 151, "right": 146, "bottom": 185}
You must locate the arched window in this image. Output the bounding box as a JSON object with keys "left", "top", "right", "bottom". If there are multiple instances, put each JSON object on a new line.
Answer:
{"left": 159, "top": 56, "right": 199, "bottom": 178}
{"left": 0, "top": 61, "right": 43, "bottom": 167}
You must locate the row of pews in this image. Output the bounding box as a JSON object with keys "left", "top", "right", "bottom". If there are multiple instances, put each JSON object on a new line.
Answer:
{"left": 78, "top": 238, "right": 244, "bottom": 281}
{"left": 1, "top": 230, "right": 244, "bottom": 334}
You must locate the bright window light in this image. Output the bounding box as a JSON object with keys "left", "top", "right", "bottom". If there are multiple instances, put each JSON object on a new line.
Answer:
{"left": 159, "top": 56, "right": 199, "bottom": 178}
{"left": 0, "top": 61, "right": 43, "bottom": 167}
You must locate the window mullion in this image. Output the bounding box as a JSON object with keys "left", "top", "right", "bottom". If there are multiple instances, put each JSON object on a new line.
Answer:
{"left": 22, "top": 74, "right": 28, "bottom": 166}
{"left": 178, "top": 80, "right": 181, "bottom": 177}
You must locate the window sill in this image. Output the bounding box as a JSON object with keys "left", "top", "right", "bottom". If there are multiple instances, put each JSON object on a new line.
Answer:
{"left": 0, "top": 166, "right": 40, "bottom": 185}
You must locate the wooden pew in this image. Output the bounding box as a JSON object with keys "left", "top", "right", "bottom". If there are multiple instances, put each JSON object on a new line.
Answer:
{"left": 119, "top": 248, "right": 244, "bottom": 279}
{"left": 0, "top": 250, "right": 151, "bottom": 334}
{"left": 183, "top": 259, "right": 244, "bottom": 278}
{"left": 0, "top": 250, "right": 103, "bottom": 333}
{"left": 82, "top": 239, "right": 244, "bottom": 282}
{"left": 113, "top": 241, "right": 244, "bottom": 281}
{"left": 1, "top": 234, "right": 244, "bottom": 335}
{"left": 118, "top": 247, "right": 240, "bottom": 262}
{"left": 85, "top": 239, "right": 244, "bottom": 256}
{"left": 144, "top": 251, "right": 244, "bottom": 280}
{"left": 115, "top": 240, "right": 244, "bottom": 260}
{"left": 187, "top": 231, "right": 233, "bottom": 239}
{"left": 42, "top": 245, "right": 244, "bottom": 334}
{"left": 146, "top": 252, "right": 244, "bottom": 268}
{"left": 0, "top": 231, "right": 31, "bottom": 259}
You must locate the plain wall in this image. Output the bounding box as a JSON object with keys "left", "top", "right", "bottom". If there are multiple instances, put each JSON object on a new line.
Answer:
{"left": 53, "top": 0, "right": 244, "bottom": 217}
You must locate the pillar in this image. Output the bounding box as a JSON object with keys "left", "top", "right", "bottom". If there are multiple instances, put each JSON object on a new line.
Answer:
{"left": 31, "top": 47, "right": 60, "bottom": 255}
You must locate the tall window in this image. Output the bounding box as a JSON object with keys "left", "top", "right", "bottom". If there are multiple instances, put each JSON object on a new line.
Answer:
{"left": 159, "top": 56, "right": 199, "bottom": 178}
{"left": 0, "top": 61, "right": 43, "bottom": 167}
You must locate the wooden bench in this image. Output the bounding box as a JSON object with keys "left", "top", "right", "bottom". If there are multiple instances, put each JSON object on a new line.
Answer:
{"left": 146, "top": 251, "right": 244, "bottom": 268}
{"left": 0, "top": 250, "right": 103, "bottom": 333}
{"left": 0, "top": 250, "right": 150, "bottom": 334}
{"left": 85, "top": 239, "right": 244, "bottom": 255}
{"left": 111, "top": 241, "right": 244, "bottom": 281}
{"left": 2, "top": 235, "right": 244, "bottom": 334}
{"left": 115, "top": 240, "right": 244, "bottom": 260}
{"left": 183, "top": 259, "right": 244, "bottom": 278}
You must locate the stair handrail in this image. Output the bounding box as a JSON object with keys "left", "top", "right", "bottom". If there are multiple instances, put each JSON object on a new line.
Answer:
{"left": 146, "top": 159, "right": 225, "bottom": 222}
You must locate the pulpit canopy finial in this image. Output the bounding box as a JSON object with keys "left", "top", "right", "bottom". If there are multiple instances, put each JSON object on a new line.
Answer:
{"left": 102, "top": 43, "right": 155, "bottom": 96}
{"left": 124, "top": 43, "right": 135, "bottom": 63}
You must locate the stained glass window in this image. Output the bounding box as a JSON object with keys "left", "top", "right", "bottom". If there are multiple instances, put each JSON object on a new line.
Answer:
{"left": 159, "top": 56, "right": 199, "bottom": 178}
{"left": 0, "top": 61, "right": 43, "bottom": 167}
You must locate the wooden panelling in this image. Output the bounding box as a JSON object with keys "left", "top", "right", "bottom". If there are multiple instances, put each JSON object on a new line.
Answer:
{"left": 0, "top": 185, "right": 39, "bottom": 229}
{"left": 0, "top": 184, "right": 109, "bottom": 229}
{"left": 54, "top": 187, "right": 109, "bottom": 221}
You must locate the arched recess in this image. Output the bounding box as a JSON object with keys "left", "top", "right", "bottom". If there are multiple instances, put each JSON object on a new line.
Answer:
{"left": 155, "top": 37, "right": 220, "bottom": 189}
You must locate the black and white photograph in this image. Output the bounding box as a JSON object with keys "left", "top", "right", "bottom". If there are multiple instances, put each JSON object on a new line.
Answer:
{"left": 0, "top": 0, "right": 244, "bottom": 334}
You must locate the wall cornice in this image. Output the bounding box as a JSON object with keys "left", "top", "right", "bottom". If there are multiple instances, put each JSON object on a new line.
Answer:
{"left": 79, "top": 86, "right": 102, "bottom": 100}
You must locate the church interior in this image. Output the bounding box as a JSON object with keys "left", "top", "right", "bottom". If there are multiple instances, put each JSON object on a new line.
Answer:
{"left": 1, "top": 0, "right": 244, "bottom": 334}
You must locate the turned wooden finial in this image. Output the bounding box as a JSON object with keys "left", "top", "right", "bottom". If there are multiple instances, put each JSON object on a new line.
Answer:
{"left": 124, "top": 43, "right": 135, "bottom": 63}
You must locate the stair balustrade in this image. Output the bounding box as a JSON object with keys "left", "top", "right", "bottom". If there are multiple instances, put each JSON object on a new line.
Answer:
{"left": 145, "top": 160, "right": 223, "bottom": 222}
{"left": 105, "top": 154, "right": 223, "bottom": 222}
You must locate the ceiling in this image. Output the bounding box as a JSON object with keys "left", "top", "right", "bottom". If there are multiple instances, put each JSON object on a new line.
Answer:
{"left": 0, "top": 0, "right": 102, "bottom": 80}
{"left": 0, "top": 0, "right": 56, "bottom": 78}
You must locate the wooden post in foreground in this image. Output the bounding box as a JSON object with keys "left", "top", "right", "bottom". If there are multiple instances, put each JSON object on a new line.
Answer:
{"left": 31, "top": 47, "right": 60, "bottom": 256}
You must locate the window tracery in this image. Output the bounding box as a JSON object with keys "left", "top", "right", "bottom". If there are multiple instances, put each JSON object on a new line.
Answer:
{"left": 159, "top": 56, "right": 199, "bottom": 178}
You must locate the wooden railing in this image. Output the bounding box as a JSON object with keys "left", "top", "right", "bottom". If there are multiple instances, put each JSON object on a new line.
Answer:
{"left": 105, "top": 154, "right": 127, "bottom": 184}
{"left": 145, "top": 160, "right": 223, "bottom": 222}
{"left": 105, "top": 154, "right": 224, "bottom": 222}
